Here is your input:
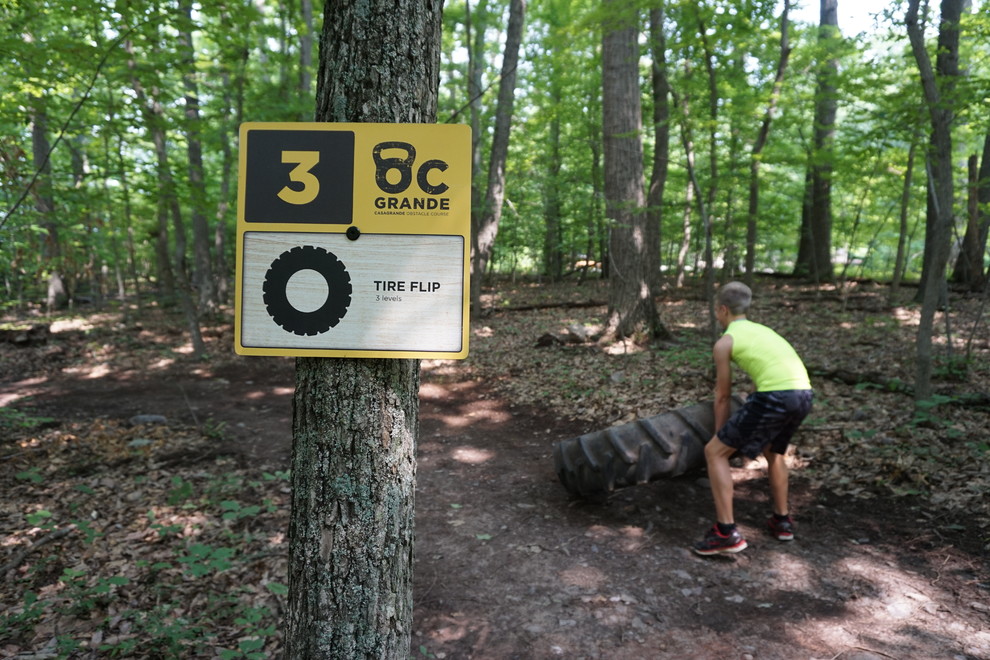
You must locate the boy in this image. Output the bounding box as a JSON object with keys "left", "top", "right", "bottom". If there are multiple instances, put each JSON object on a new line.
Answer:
{"left": 693, "top": 282, "right": 813, "bottom": 556}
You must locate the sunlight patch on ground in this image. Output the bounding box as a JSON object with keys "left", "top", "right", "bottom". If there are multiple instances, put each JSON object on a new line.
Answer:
{"left": 603, "top": 339, "right": 647, "bottom": 356}
{"left": 427, "top": 614, "right": 478, "bottom": 644}
{"left": 828, "top": 555, "right": 990, "bottom": 657}
{"left": 473, "top": 326, "right": 494, "bottom": 338}
{"left": 0, "top": 376, "right": 47, "bottom": 406}
{"left": 450, "top": 446, "right": 495, "bottom": 465}
{"left": 61, "top": 363, "right": 113, "bottom": 379}
{"left": 49, "top": 318, "right": 97, "bottom": 333}
{"left": 243, "top": 386, "right": 292, "bottom": 400}
{"left": 893, "top": 306, "right": 921, "bottom": 326}
{"left": 616, "top": 525, "right": 651, "bottom": 553}
{"left": 422, "top": 359, "right": 464, "bottom": 375}
{"left": 559, "top": 564, "right": 607, "bottom": 590}
{"left": 145, "top": 506, "right": 209, "bottom": 539}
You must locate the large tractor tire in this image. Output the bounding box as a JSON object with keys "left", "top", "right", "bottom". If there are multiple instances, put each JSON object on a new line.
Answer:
{"left": 553, "top": 396, "right": 743, "bottom": 500}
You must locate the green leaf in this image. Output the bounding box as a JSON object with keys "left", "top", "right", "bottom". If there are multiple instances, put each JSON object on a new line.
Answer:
{"left": 15, "top": 468, "right": 43, "bottom": 484}
{"left": 266, "top": 582, "right": 289, "bottom": 595}
{"left": 239, "top": 638, "right": 265, "bottom": 652}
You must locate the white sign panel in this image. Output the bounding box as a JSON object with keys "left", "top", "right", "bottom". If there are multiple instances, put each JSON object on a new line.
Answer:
{"left": 239, "top": 232, "right": 465, "bottom": 353}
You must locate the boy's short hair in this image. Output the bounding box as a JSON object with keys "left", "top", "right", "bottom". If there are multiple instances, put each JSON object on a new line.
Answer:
{"left": 717, "top": 281, "right": 752, "bottom": 315}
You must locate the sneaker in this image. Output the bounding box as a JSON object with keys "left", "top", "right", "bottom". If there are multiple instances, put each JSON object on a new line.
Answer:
{"left": 692, "top": 525, "right": 748, "bottom": 556}
{"left": 767, "top": 515, "right": 795, "bottom": 541}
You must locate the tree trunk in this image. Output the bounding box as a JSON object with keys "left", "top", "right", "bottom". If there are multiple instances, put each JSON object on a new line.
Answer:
{"left": 471, "top": 0, "right": 526, "bottom": 316}
{"left": 673, "top": 63, "right": 695, "bottom": 290}
{"left": 647, "top": 5, "right": 670, "bottom": 294}
{"left": 602, "top": 1, "right": 667, "bottom": 340}
{"left": 299, "top": 0, "right": 314, "bottom": 118}
{"left": 286, "top": 358, "right": 420, "bottom": 658}
{"left": 890, "top": 138, "right": 919, "bottom": 300}
{"left": 124, "top": 31, "right": 176, "bottom": 300}
{"left": 906, "top": 0, "right": 962, "bottom": 402}
{"left": 951, "top": 135, "right": 990, "bottom": 290}
{"left": 746, "top": 0, "right": 791, "bottom": 285}
{"left": 543, "top": 103, "right": 563, "bottom": 281}
{"left": 284, "top": 0, "right": 443, "bottom": 656}
{"left": 698, "top": 14, "right": 720, "bottom": 279}
{"left": 795, "top": 0, "right": 838, "bottom": 282}
{"left": 465, "top": 0, "right": 487, "bottom": 263}
{"left": 179, "top": 0, "right": 217, "bottom": 315}
{"left": 29, "top": 96, "right": 68, "bottom": 311}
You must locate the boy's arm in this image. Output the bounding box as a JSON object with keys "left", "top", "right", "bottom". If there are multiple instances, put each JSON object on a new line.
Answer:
{"left": 712, "top": 335, "right": 733, "bottom": 432}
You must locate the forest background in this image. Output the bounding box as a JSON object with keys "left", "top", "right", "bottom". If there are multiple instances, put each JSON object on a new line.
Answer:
{"left": 1, "top": 0, "right": 988, "bottom": 329}
{"left": 2, "top": 0, "right": 990, "bottom": 657}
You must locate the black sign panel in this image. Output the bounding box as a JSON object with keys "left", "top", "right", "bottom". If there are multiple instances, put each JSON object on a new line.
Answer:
{"left": 243, "top": 129, "right": 355, "bottom": 224}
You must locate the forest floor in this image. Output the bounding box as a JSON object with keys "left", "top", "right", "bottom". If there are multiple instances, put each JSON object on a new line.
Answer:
{"left": 1, "top": 278, "right": 989, "bottom": 659}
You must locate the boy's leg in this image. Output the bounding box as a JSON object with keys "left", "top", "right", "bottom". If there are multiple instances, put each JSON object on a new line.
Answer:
{"left": 764, "top": 446, "right": 795, "bottom": 541}
{"left": 763, "top": 446, "right": 789, "bottom": 516}
{"left": 693, "top": 437, "right": 748, "bottom": 555}
{"left": 706, "top": 437, "right": 738, "bottom": 523}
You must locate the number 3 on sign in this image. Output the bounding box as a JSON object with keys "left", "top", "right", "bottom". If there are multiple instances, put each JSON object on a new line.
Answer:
{"left": 278, "top": 151, "right": 320, "bottom": 205}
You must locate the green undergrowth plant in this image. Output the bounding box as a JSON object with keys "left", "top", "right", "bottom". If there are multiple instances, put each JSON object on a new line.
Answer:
{"left": 0, "top": 405, "right": 54, "bottom": 433}
{"left": 1, "top": 461, "right": 291, "bottom": 657}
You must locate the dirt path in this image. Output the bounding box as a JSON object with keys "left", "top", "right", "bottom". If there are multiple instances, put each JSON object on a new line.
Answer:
{"left": 3, "top": 352, "right": 989, "bottom": 659}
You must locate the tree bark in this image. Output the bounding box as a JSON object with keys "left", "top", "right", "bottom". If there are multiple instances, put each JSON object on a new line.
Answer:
{"left": 284, "top": 0, "right": 443, "bottom": 657}
{"left": 602, "top": 1, "right": 667, "bottom": 340}
{"left": 543, "top": 102, "right": 563, "bottom": 281}
{"left": 470, "top": 0, "right": 526, "bottom": 316}
{"left": 286, "top": 358, "right": 420, "bottom": 658}
{"left": 890, "top": 138, "right": 919, "bottom": 300}
{"left": 745, "top": 0, "right": 791, "bottom": 285}
{"left": 178, "top": 0, "right": 217, "bottom": 315}
{"left": 647, "top": 5, "right": 670, "bottom": 295}
{"left": 299, "top": 0, "right": 314, "bottom": 117}
{"left": 795, "top": 0, "right": 837, "bottom": 282}
{"left": 29, "top": 96, "right": 68, "bottom": 311}
{"left": 951, "top": 135, "right": 990, "bottom": 290}
{"left": 906, "top": 0, "right": 962, "bottom": 402}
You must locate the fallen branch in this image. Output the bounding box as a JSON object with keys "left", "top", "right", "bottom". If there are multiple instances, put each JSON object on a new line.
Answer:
{"left": 492, "top": 299, "right": 606, "bottom": 313}
{"left": 809, "top": 366, "right": 912, "bottom": 394}
{"left": 2, "top": 525, "right": 77, "bottom": 578}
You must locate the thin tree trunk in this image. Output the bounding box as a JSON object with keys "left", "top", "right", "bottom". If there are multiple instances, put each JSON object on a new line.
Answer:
{"left": 29, "top": 96, "right": 68, "bottom": 311}
{"left": 890, "top": 138, "right": 919, "bottom": 300}
{"left": 951, "top": 135, "right": 990, "bottom": 290}
{"left": 543, "top": 104, "right": 563, "bottom": 281}
{"left": 906, "top": 0, "right": 962, "bottom": 402}
{"left": 471, "top": 0, "right": 526, "bottom": 317}
{"left": 746, "top": 0, "right": 791, "bottom": 285}
{"left": 673, "top": 62, "right": 695, "bottom": 290}
{"left": 795, "top": 0, "right": 838, "bottom": 282}
{"left": 299, "top": 0, "right": 314, "bottom": 117}
{"left": 124, "top": 34, "right": 175, "bottom": 300}
{"left": 647, "top": 5, "right": 670, "bottom": 294}
{"left": 179, "top": 0, "right": 217, "bottom": 315}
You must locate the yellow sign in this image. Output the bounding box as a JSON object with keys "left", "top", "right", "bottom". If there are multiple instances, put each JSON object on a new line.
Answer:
{"left": 234, "top": 122, "right": 471, "bottom": 359}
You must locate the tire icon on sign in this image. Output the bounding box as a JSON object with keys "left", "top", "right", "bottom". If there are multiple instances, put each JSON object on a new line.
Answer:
{"left": 262, "top": 245, "right": 352, "bottom": 335}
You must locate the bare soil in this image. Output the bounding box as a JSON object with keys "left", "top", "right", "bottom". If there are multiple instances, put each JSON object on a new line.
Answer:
{"left": 2, "top": 283, "right": 989, "bottom": 659}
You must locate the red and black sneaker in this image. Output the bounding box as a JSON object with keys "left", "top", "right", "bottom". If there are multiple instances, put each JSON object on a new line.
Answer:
{"left": 767, "top": 515, "right": 795, "bottom": 541}
{"left": 692, "top": 525, "right": 748, "bottom": 556}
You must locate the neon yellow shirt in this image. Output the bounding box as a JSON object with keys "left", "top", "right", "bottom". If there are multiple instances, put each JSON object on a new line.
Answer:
{"left": 724, "top": 319, "right": 811, "bottom": 392}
